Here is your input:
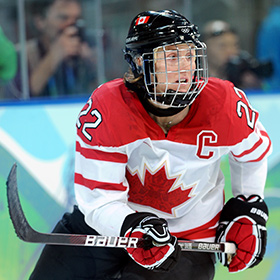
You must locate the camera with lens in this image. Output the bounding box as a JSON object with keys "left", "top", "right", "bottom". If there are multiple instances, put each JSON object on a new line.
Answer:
{"left": 70, "top": 19, "right": 86, "bottom": 41}
{"left": 226, "top": 51, "right": 273, "bottom": 89}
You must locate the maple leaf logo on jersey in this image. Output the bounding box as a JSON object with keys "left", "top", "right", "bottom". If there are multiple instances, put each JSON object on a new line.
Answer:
{"left": 126, "top": 163, "right": 194, "bottom": 215}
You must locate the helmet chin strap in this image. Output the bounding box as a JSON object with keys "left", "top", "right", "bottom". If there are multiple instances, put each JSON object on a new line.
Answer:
{"left": 125, "top": 81, "right": 186, "bottom": 117}
{"left": 156, "top": 89, "right": 193, "bottom": 107}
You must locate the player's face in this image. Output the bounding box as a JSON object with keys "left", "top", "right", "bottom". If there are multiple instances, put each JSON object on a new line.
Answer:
{"left": 153, "top": 43, "right": 196, "bottom": 93}
{"left": 39, "top": 0, "right": 82, "bottom": 41}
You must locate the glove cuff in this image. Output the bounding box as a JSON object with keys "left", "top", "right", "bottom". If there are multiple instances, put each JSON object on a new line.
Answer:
{"left": 220, "top": 195, "right": 268, "bottom": 226}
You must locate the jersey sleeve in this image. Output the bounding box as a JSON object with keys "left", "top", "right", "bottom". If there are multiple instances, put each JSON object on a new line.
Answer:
{"left": 226, "top": 85, "right": 272, "bottom": 198}
{"left": 74, "top": 86, "right": 135, "bottom": 237}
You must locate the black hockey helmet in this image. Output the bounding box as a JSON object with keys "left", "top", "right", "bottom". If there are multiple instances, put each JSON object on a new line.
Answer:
{"left": 125, "top": 10, "right": 201, "bottom": 57}
{"left": 124, "top": 10, "right": 208, "bottom": 111}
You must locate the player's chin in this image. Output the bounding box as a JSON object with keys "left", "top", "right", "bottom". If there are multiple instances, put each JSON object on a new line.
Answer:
{"left": 149, "top": 99, "right": 171, "bottom": 109}
{"left": 177, "top": 83, "right": 191, "bottom": 92}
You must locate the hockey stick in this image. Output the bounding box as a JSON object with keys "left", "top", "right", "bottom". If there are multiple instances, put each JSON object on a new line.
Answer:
{"left": 6, "top": 163, "right": 236, "bottom": 254}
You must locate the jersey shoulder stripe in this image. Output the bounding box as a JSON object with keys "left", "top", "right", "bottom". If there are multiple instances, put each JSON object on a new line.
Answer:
{"left": 232, "top": 130, "right": 269, "bottom": 159}
{"left": 248, "top": 131, "right": 272, "bottom": 162}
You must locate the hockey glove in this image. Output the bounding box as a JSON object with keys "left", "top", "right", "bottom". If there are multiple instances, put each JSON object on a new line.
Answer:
{"left": 121, "top": 212, "right": 181, "bottom": 272}
{"left": 216, "top": 195, "right": 268, "bottom": 273}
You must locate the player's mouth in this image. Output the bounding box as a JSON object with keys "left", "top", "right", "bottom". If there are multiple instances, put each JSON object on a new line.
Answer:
{"left": 177, "top": 78, "right": 188, "bottom": 83}
{"left": 174, "top": 78, "right": 190, "bottom": 92}
{"left": 175, "top": 78, "right": 190, "bottom": 84}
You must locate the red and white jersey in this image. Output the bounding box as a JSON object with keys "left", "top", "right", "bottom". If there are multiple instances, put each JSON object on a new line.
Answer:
{"left": 74, "top": 78, "right": 272, "bottom": 242}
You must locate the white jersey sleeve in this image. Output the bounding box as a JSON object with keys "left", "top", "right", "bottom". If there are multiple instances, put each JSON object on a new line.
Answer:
{"left": 229, "top": 123, "right": 270, "bottom": 198}
{"left": 74, "top": 136, "right": 134, "bottom": 236}
{"left": 227, "top": 87, "right": 272, "bottom": 198}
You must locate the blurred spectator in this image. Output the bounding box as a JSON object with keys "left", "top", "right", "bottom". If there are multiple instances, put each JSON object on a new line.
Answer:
{"left": 7, "top": 0, "right": 97, "bottom": 99}
{"left": 256, "top": 0, "right": 280, "bottom": 91}
{"left": 0, "top": 25, "right": 17, "bottom": 98}
{"left": 202, "top": 20, "right": 272, "bottom": 90}
{"left": 202, "top": 20, "right": 239, "bottom": 79}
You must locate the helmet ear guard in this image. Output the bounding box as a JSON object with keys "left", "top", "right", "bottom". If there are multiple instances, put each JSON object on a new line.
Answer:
{"left": 124, "top": 52, "right": 142, "bottom": 78}
{"left": 142, "top": 53, "right": 154, "bottom": 88}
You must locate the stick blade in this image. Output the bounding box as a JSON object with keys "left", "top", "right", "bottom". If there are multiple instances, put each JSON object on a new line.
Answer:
{"left": 6, "top": 163, "right": 35, "bottom": 241}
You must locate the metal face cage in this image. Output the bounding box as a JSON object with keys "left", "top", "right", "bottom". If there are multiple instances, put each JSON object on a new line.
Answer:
{"left": 141, "top": 42, "right": 208, "bottom": 108}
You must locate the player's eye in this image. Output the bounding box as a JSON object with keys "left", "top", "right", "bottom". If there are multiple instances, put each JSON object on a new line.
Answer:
{"left": 167, "top": 52, "right": 178, "bottom": 59}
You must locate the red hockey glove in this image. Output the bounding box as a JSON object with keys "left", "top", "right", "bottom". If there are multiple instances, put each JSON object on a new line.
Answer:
{"left": 121, "top": 213, "right": 181, "bottom": 272}
{"left": 216, "top": 195, "right": 268, "bottom": 273}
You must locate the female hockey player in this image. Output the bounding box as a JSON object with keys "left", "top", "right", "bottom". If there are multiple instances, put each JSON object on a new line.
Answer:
{"left": 30, "top": 10, "right": 272, "bottom": 280}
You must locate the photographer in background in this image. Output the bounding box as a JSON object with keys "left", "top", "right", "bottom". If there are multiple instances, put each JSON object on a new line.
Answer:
{"left": 202, "top": 20, "right": 272, "bottom": 90}
{"left": 8, "top": 0, "right": 96, "bottom": 98}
